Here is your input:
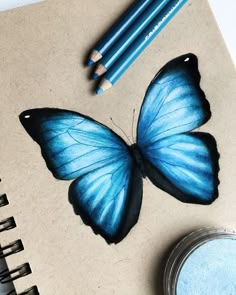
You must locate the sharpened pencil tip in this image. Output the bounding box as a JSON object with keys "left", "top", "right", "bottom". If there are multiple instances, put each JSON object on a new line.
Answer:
{"left": 96, "top": 88, "right": 103, "bottom": 95}
{"left": 87, "top": 59, "right": 94, "bottom": 66}
{"left": 92, "top": 72, "right": 99, "bottom": 80}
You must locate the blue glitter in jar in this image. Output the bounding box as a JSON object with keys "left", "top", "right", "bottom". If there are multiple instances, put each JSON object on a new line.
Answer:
{"left": 177, "top": 238, "right": 236, "bottom": 295}
{"left": 164, "top": 228, "right": 236, "bottom": 295}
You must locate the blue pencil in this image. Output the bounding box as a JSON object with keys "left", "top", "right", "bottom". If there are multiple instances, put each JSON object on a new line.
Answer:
{"left": 87, "top": 0, "right": 153, "bottom": 66}
{"left": 93, "top": 0, "right": 172, "bottom": 79}
{"left": 96, "top": 0, "right": 188, "bottom": 94}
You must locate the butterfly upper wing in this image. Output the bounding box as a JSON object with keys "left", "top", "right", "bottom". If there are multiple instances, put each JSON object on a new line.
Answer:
{"left": 137, "top": 53, "right": 219, "bottom": 204}
{"left": 20, "top": 108, "right": 143, "bottom": 243}
{"left": 138, "top": 53, "right": 211, "bottom": 145}
{"left": 20, "top": 109, "right": 130, "bottom": 181}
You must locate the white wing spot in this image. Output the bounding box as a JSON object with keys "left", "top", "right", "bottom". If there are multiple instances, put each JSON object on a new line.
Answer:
{"left": 184, "top": 57, "right": 190, "bottom": 62}
{"left": 24, "top": 114, "right": 31, "bottom": 119}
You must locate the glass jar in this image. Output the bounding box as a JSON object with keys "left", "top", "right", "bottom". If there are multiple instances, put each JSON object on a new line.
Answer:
{"left": 163, "top": 227, "right": 236, "bottom": 295}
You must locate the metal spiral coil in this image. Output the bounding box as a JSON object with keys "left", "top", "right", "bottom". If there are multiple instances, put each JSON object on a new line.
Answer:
{"left": 0, "top": 194, "right": 9, "bottom": 207}
{"left": 7, "top": 285, "right": 39, "bottom": 295}
{"left": 0, "top": 191, "right": 40, "bottom": 294}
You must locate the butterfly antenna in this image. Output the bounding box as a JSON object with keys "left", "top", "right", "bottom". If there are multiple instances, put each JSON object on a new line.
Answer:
{"left": 131, "top": 109, "right": 136, "bottom": 144}
{"left": 110, "top": 117, "right": 132, "bottom": 145}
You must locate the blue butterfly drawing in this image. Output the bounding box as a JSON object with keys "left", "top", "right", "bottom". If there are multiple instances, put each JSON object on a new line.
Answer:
{"left": 19, "top": 53, "right": 219, "bottom": 244}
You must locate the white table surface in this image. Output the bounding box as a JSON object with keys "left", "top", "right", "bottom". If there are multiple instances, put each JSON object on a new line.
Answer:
{"left": 0, "top": 0, "right": 44, "bottom": 12}
{"left": 208, "top": 0, "right": 236, "bottom": 65}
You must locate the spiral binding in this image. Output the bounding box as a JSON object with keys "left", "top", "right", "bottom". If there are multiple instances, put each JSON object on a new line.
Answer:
{"left": 0, "top": 192, "right": 39, "bottom": 295}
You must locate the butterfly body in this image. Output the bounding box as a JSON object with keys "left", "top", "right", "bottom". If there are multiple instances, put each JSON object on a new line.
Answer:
{"left": 20, "top": 54, "right": 219, "bottom": 243}
{"left": 129, "top": 144, "right": 147, "bottom": 178}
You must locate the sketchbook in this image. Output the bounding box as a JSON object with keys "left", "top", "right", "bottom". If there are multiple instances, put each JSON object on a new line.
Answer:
{"left": 0, "top": 0, "right": 235, "bottom": 294}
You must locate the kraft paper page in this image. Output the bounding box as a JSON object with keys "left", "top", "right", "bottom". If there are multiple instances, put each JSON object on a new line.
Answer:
{"left": 0, "top": 0, "right": 235, "bottom": 294}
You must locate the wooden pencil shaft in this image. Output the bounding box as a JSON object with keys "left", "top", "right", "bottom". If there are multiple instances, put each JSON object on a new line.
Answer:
{"left": 90, "top": 0, "right": 152, "bottom": 59}
{"left": 105, "top": 0, "right": 188, "bottom": 86}
{"left": 95, "top": 64, "right": 107, "bottom": 76}
{"left": 90, "top": 50, "right": 102, "bottom": 64}
{"left": 99, "top": 79, "right": 113, "bottom": 92}
{"left": 99, "top": 0, "right": 172, "bottom": 71}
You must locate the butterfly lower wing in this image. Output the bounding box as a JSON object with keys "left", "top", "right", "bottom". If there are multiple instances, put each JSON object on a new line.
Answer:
{"left": 137, "top": 53, "right": 211, "bottom": 147}
{"left": 142, "top": 133, "right": 219, "bottom": 204}
{"left": 19, "top": 108, "right": 143, "bottom": 243}
{"left": 69, "top": 160, "right": 143, "bottom": 243}
{"left": 137, "top": 54, "right": 219, "bottom": 204}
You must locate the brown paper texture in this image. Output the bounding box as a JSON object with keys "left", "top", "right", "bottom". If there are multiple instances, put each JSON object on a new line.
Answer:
{"left": 0, "top": 0, "right": 235, "bottom": 294}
